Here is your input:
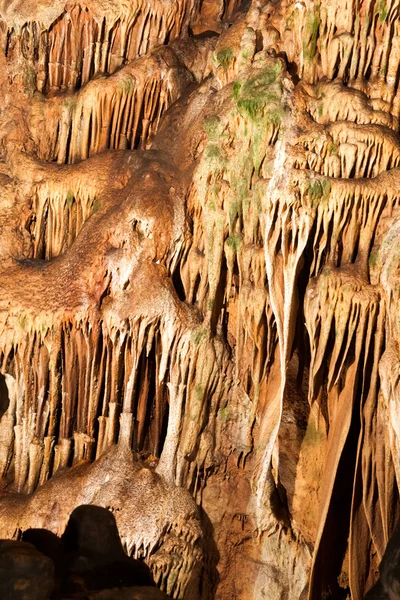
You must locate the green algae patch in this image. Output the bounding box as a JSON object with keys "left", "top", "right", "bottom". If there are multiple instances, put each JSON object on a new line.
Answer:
{"left": 234, "top": 62, "right": 284, "bottom": 125}
{"left": 306, "top": 177, "right": 331, "bottom": 207}
{"left": 215, "top": 48, "right": 234, "bottom": 70}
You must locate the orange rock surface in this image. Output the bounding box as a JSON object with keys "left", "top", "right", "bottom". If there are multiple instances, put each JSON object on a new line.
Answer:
{"left": 0, "top": 1, "right": 399, "bottom": 599}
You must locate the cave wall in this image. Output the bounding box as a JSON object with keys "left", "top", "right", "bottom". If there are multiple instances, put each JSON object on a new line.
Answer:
{"left": 0, "top": 0, "right": 399, "bottom": 599}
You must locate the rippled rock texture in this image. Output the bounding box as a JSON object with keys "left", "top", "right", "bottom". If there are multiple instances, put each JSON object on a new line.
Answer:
{"left": 0, "top": 0, "right": 400, "bottom": 598}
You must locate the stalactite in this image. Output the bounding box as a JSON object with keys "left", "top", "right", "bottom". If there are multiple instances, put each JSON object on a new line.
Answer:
{"left": 30, "top": 41, "right": 212, "bottom": 163}
{"left": 299, "top": 80, "right": 398, "bottom": 130}
{"left": 304, "top": 268, "right": 386, "bottom": 599}
{"left": 0, "top": 444, "right": 204, "bottom": 600}
{"left": 2, "top": 2, "right": 400, "bottom": 599}
{"left": 1, "top": 0, "right": 194, "bottom": 93}
{"left": 32, "top": 184, "right": 98, "bottom": 258}
{"left": 280, "top": 0, "right": 400, "bottom": 116}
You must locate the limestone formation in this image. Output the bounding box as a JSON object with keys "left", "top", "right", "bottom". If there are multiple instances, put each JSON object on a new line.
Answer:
{"left": 0, "top": 0, "right": 399, "bottom": 599}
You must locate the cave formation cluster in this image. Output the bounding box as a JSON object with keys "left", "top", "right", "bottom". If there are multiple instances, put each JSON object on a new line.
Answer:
{"left": 0, "top": 0, "right": 399, "bottom": 598}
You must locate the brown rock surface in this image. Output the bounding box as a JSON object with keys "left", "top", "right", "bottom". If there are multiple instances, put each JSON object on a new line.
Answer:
{"left": 88, "top": 589, "right": 169, "bottom": 600}
{"left": 0, "top": 1, "right": 399, "bottom": 599}
{"left": 0, "top": 539, "right": 55, "bottom": 599}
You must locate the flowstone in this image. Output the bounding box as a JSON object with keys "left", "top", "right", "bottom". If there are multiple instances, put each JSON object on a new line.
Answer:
{"left": 0, "top": 1, "right": 400, "bottom": 599}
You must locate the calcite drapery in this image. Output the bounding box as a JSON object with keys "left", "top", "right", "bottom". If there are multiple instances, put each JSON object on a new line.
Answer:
{"left": 0, "top": 0, "right": 400, "bottom": 599}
